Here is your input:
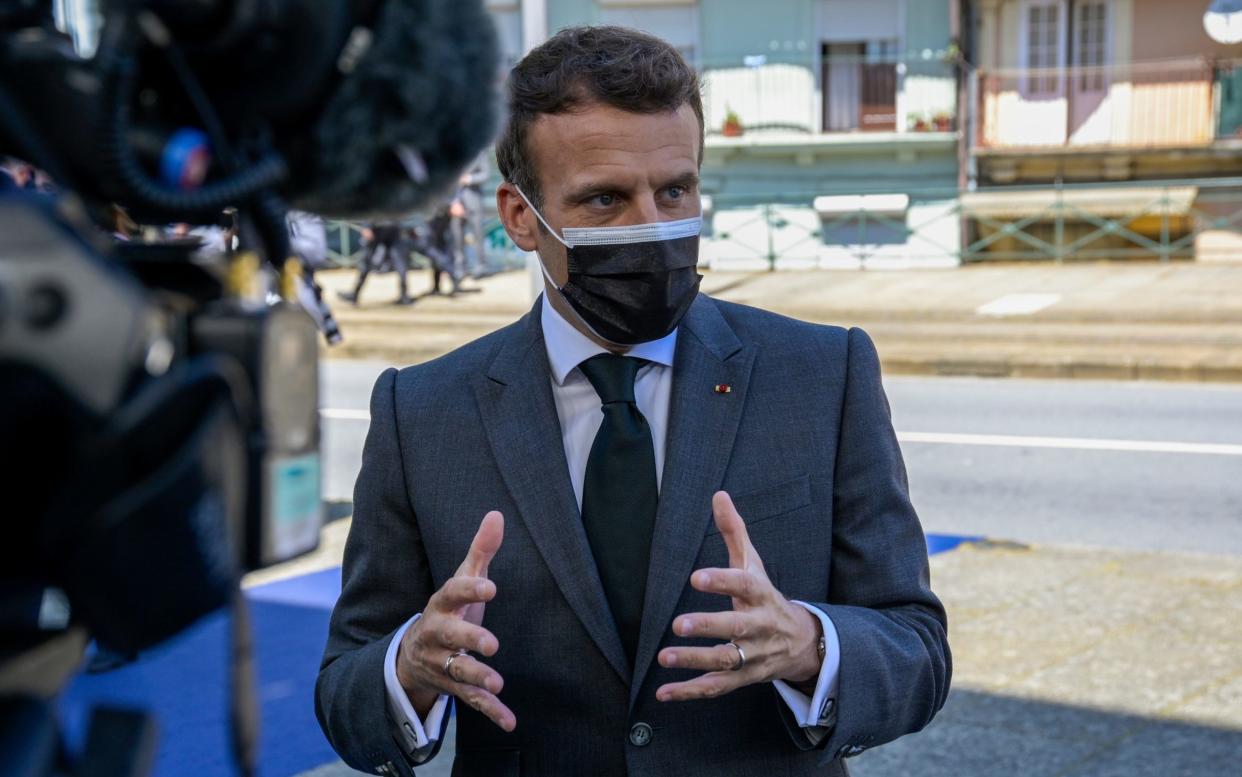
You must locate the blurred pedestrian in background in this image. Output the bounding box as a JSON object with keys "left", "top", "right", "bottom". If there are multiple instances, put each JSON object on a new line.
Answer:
{"left": 455, "top": 153, "right": 490, "bottom": 278}
{"left": 339, "top": 222, "right": 413, "bottom": 306}
{"left": 408, "top": 207, "right": 461, "bottom": 298}
{"left": 288, "top": 210, "right": 329, "bottom": 271}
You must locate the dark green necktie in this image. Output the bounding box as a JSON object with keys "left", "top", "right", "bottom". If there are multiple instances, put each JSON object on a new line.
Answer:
{"left": 578, "top": 353, "right": 658, "bottom": 665}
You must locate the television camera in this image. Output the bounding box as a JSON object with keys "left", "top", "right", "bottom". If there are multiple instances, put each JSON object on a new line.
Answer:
{"left": 0, "top": 1, "right": 498, "bottom": 773}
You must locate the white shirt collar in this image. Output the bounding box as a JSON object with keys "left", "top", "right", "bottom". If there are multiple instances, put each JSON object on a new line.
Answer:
{"left": 540, "top": 293, "right": 678, "bottom": 386}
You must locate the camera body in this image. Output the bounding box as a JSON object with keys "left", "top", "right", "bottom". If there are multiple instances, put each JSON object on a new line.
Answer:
{"left": 0, "top": 188, "right": 323, "bottom": 657}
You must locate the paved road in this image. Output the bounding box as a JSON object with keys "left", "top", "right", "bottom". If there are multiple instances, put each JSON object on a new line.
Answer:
{"left": 320, "top": 361, "right": 1242, "bottom": 556}
{"left": 886, "top": 377, "right": 1242, "bottom": 555}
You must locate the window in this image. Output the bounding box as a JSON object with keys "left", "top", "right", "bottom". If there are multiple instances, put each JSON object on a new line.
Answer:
{"left": 1025, "top": 2, "right": 1063, "bottom": 96}
{"left": 822, "top": 40, "right": 898, "bottom": 132}
{"left": 1075, "top": 1, "right": 1109, "bottom": 91}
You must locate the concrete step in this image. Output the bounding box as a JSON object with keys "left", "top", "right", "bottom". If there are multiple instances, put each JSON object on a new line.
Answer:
{"left": 322, "top": 318, "right": 1242, "bottom": 383}
{"left": 316, "top": 267, "right": 1242, "bottom": 382}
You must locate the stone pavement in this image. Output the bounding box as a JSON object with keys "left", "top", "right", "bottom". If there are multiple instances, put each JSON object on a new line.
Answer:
{"left": 284, "top": 529, "right": 1242, "bottom": 777}
{"left": 316, "top": 262, "right": 1242, "bottom": 382}
{"left": 850, "top": 541, "right": 1242, "bottom": 777}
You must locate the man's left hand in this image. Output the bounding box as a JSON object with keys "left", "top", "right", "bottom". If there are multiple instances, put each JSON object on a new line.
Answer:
{"left": 656, "top": 491, "right": 823, "bottom": 702}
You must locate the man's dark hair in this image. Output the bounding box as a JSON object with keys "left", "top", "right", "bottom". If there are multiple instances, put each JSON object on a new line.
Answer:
{"left": 495, "top": 26, "right": 704, "bottom": 209}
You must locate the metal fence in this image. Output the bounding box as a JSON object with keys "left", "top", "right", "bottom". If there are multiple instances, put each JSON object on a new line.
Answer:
{"left": 698, "top": 178, "right": 1242, "bottom": 269}
{"left": 323, "top": 179, "right": 1242, "bottom": 272}
{"left": 322, "top": 218, "right": 530, "bottom": 269}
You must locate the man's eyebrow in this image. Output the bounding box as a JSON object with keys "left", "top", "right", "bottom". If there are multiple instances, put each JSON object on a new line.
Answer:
{"left": 658, "top": 171, "right": 701, "bottom": 190}
{"left": 562, "top": 173, "right": 701, "bottom": 204}
{"left": 562, "top": 179, "right": 637, "bottom": 203}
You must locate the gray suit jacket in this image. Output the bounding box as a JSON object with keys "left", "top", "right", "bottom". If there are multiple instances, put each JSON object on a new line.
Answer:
{"left": 316, "top": 294, "right": 950, "bottom": 776}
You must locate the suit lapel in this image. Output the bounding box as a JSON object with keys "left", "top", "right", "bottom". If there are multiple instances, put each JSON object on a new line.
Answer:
{"left": 472, "top": 300, "right": 631, "bottom": 683}
{"left": 629, "top": 295, "right": 754, "bottom": 709}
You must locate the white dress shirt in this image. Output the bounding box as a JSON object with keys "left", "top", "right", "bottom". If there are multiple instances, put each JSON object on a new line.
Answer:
{"left": 384, "top": 295, "right": 841, "bottom": 760}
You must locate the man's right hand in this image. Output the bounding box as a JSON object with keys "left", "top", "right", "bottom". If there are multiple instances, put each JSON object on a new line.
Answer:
{"left": 395, "top": 511, "right": 516, "bottom": 732}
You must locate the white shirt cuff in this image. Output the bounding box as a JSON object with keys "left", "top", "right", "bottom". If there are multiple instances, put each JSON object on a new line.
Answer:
{"left": 384, "top": 613, "right": 453, "bottom": 761}
{"left": 772, "top": 601, "right": 840, "bottom": 732}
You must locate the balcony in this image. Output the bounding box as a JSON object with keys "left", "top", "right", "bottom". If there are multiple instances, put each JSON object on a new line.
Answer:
{"left": 976, "top": 58, "right": 1242, "bottom": 152}
{"left": 699, "top": 56, "right": 959, "bottom": 141}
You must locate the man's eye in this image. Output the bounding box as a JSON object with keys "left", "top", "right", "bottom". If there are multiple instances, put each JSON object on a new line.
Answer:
{"left": 667, "top": 186, "right": 685, "bottom": 199}
{"left": 591, "top": 194, "right": 616, "bottom": 207}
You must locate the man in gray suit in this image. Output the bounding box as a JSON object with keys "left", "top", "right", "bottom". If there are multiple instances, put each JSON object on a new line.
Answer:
{"left": 316, "top": 26, "right": 950, "bottom": 777}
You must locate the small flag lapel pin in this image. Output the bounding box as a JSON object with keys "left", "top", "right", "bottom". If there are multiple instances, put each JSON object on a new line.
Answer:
{"left": 714, "top": 384, "right": 733, "bottom": 394}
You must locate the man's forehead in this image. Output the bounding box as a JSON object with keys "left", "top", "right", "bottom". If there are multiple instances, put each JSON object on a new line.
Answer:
{"left": 528, "top": 103, "right": 700, "bottom": 190}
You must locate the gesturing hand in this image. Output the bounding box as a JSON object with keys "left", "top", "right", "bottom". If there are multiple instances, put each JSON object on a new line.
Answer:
{"left": 656, "top": 492, "right": 823, "bottom": 703}
{"left": 396, "top": 511, "right": 516, "bottom": 732}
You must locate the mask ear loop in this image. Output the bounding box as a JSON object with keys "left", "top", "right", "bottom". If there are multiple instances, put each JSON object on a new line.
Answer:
{"left": 514, "top": 185, "right": 576, "bottom": 293}
{"left": 511, "top": 186, "right": 568, "bottom": 289}
{"left": 514, "top": 186, "right": 573, "bottom": 249}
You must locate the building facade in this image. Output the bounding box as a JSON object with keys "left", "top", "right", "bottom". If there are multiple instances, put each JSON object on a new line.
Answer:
{"left": 964, "top": 0, "right": 1242, "bottom": 262}
{"left": 488, "top": 0, "right": 965, "bottom": 269}
{"left": 487, "top": 0, "right": 1242, "bottom": 266}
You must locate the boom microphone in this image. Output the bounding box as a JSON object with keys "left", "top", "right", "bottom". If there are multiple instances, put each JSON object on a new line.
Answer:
{"left": 284, "top": 0, "right": 503, "bottom": 219}
{"left": 0, "top": 0, "right": 502, "bottom": 222}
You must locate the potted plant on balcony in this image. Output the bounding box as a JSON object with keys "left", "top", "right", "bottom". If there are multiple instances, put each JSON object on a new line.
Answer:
{"left": 722, "top": 107, "right": 744, "bottom": 137}
{"left": 932, "top": 111, "right": 953, "bottom": 131}
{"left": 907, "top": 112, "right": 930, "bottom": 132}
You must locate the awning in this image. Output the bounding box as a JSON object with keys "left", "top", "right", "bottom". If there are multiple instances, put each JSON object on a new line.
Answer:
{"left": 814, "top": 194, "right": 910, "bottom": 215}
{"left": 960, "top": 186, "right": 1198, "bottom": 219}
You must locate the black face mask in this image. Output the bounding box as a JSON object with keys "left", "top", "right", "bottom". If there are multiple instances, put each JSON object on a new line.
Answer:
{"left": 520, "top": 190, "right": 703, "bottom": 346}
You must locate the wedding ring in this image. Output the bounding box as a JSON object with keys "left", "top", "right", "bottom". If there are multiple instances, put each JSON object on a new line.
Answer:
{"left": 727, "top": 641, "right": 747, "bottom": 671}
{"left": 443, "top": 649, "right": 468, "bottom": 682}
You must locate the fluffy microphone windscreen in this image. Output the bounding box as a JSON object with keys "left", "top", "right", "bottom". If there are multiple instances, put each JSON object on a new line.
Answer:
{"left": 284, "top": 0, "right": 501, "bottom": 220}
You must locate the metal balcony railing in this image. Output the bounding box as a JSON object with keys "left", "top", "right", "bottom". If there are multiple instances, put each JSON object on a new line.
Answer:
{"left": 698, "top": 57, "right": 959, "bottom": 137}
{"left": 976, "top": 58, "right": 1242, "bottom": 151}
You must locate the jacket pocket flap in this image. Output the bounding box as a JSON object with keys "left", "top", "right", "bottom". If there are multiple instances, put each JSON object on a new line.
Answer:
{"left": 706, "top": 473, "right": 811, "bottom": 535}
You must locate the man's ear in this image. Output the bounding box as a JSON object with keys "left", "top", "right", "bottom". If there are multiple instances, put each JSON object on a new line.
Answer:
{"left": 496, "top": 183, "right": 539, "bottom": 252}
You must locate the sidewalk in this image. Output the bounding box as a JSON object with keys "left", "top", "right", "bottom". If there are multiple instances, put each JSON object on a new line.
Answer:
{"left": 316, "top": 262, "right": 1242, "bottom": 382}
{"left": 295, "top": 537, "right": 1242, "bottom": 777}
{"left": 851, "top": 541, "right": 1242, "bottom": 777}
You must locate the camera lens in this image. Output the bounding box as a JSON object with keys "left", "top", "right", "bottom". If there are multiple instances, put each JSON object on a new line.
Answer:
{"left": 25, "top": 282, "right": 68, "bottom": 331}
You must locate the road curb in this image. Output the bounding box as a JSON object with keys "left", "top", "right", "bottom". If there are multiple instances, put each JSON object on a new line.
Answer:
{"left": 877, "top": 354, "right": 1242, "bottom": 383}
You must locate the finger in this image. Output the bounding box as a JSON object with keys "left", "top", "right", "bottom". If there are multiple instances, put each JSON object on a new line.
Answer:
{"left": 656, "top": 671, "right": 748, "bottom": 703}
{"left": 671, "top": 610, "right": 755, "bottom": 641}
{"left": 450, "top": 682, "right": 518, "bottom": 732}
{"left": 428, "top": 618, "right": 500, "bottom": 657}
{"left": 456, "top": 511, "right": 505, "bottom": 578}
{"left": 429, "top": 575, "right": 496, "bottom": 615}
{"left": 659, "top": 643, "right": 748, "bottom": 673}
{"left": 690, "top": 567, "right": 768, "bottom": 606}
{"left": 712, "top": 492, "right": 753, "bottom": 570}
{"left": 444, "top": 653, "right": 506, "bottom": 696}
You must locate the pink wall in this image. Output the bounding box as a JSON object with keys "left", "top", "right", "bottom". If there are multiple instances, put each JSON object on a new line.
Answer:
{"left": 1132, "top": 0, "right": 1242, "bottom": 61}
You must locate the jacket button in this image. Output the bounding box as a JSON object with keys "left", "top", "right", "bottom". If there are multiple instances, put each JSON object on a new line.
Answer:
{"left": 629, "top": 722, "right": 653, "bottom": 747}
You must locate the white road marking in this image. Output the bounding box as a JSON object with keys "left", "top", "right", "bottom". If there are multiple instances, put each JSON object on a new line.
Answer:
{"left": 320, "top": 408, "right": 371, "bottom": 421}
{"left": 319, "top": 409, "right": 1242, "bottom": 457}
{"left": 897, "top": 431, "right": 1242, "bottom": 457}
{"left": 975, "top": 293, "right": 1062, "bottom": 316}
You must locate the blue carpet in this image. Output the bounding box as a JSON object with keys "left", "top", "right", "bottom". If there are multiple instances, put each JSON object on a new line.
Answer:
{"left": 925, "top": 533, "right": 983, "bottom": 555}
{"left": 59, "top": 571, "right": 343, "bottom": 777}
{"left": 58, "top": 534, "right": 978, "bottom": 776}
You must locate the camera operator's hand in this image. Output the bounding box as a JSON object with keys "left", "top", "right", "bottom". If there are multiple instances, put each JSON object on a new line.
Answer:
{"left": 395, "top": 511, "right": 515, "bottom": 732}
